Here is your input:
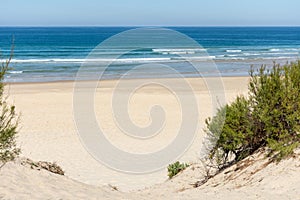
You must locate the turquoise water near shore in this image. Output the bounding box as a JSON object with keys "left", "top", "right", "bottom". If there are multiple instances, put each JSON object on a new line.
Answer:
{"left": 0, "top": 27, "right": 300, "bottom": 82}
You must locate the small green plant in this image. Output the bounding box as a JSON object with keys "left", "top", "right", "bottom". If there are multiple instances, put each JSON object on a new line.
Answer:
{"left": 206, "top": 61, "right": 300, "bottom": 169}
{"left": 0, "top": 46, "right": 20, "bottom": 163}
{"left": 167, "top": 161, "right": 189, "bottom": 179}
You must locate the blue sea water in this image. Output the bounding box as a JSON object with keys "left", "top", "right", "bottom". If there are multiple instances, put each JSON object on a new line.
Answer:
{"left": 0, "top": 27, "right": 300, "bottom": 82}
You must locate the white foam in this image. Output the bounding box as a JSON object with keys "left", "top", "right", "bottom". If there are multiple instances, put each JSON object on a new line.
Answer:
{"left": 166, "top": 51, "right": 196, "bottom": 55}
{"left": 8, "top": 71, "right": 23, "bottom": 74}
{"left": 222, "top": 57, "right": 246, "bottom": 60}
{"left": 226, "top": 54, "right": 240, "bottom": 57}
{"left": 269, "top": 48, "right": 300, "bottom": 52}
{"left": 269, "top": 48, "right": 281, "bottom": 52}
{"left": 243, "top": 53, "right": 261, "bottom": 56}
{"left": 262, "top": 52, "right": 299, "bottom": 56}
{"left": 226, "top": 50, "right": 242, "bottom": 53}
{"left": 153, "top": 48, "right": 206, "bottom": 52}
{"left": 286, "top": 48, "right": 300, "bottom": 51}
{"left": 3, "top": 59, "right": 86, "bottom": 63}
{"left": 110, "top": 57, "right": 171, "bottom": 63}
{"left": 3, "top": 57, "right": 173, "bottom": 64}
{"left": 171, "top": 56, "right": 216, "bottom": 61}
{"left": 153, "top": 48, "right": 206, "bottom": 55}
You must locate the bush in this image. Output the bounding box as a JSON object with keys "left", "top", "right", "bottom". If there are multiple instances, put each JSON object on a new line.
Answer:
{"left": 167, "top": 161, "right": 189, "bottom": 179}
{"left": 0, "top": 53, "right": 20, "bottom": 163}
{"left": 206, "top": 61, "right": 300, "bottom": 168}
{"left": 206, "top": 96, "right": 253, "bottom": 168}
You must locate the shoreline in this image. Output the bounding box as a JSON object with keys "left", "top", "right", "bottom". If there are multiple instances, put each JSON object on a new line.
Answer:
{"left": 5, "top": 75, "right": 250, "bottom": 85}
{"left": 5, "top": 58, "right": 298, "bottom": 84}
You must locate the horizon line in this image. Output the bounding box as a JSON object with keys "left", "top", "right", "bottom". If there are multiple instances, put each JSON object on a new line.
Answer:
{"left": 1, "top": 25, "right": 300, "bottom": 28}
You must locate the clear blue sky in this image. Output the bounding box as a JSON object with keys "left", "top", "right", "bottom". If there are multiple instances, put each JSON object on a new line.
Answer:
{"left": 1, "top": 0, "right": 300, "bottom": 26}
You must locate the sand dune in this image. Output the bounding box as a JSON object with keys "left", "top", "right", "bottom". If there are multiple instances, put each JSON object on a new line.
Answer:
{"left": 1, "top": 77, "right": 298, "bottom": 199}
{"left": 0, "top": 150, "right": 299, "bottom": 199}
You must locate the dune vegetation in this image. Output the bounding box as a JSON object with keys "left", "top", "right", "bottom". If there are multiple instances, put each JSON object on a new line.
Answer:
{"left": 0, "top": 53, "right": 19, "bottom": 164}
{"left": 205, "top": 61, "right": 300, "bottom": 171}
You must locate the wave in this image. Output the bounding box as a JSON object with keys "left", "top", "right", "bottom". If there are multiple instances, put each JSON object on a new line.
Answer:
{"left": 1, "top": 58, "right": 173, "bottom": 64}
{"left": 243, "top": 53, "right": 261, "bottom": 56}
{"left": 285, "top": 48, "right": 300, "bottom": 51}
{"left": 269, "top": 48, "right": 300, "bottom": 52}
{"left": 2, "top": 56, "right": 223, "bottom": 64}
{"left": 107, "top": 57, "right": 172, "bottom": 63}
{"left": 242, "top": 52, "right": 299, "bottom": 56}
{"left": 269, "top": 48, "right": 281, "bottom": 52}
{"left": 0, "top": 59, "right": 85, "bottom": 63}
{"left": 8, "top": 71, "right": 23, "bottom": 74}
{"left": 161, "top": 51, "right": 196, "bottom": 55}
{"left": 152, "top": 48, "right": 206, "bottom": 55}
{"left": 226, "top": 50, "right": 242, "bottom": 53}
{"left": 171, "top": 56, "right": 216, "bottom": 61}
{"left": 262, "top": 52, "right": 299, "bottom": 56}
{"left": 217, "top": 57, "right": 246, "bottom": 61}
{"left": 224, "top": 54, "right": 240, "bottom": 57}
{"left": 253, "top": 56, "right": 297, "bottom": 60}
{"left": 6, "top": 54, "right": 296, "bottom": 64}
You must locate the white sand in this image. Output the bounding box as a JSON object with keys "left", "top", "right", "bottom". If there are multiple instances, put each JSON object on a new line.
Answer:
{"left": 1, "top": 77, "right": 298, "bottom": 199}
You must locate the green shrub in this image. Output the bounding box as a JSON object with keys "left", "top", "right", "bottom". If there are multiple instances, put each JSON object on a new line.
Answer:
{"left": 0, "top": 53, "right": 20, "bottom": 163}
{"left": 167, "top": 161, "right": 189, "bottom": 179}
{"left": 206, "top": 96, "right": 253, "bottom": 168}
{"left": 249, "top": 63, "right": 300, "bottom": 160}
{"left": 206, "top": 61, "right": 300, "bottom": 168}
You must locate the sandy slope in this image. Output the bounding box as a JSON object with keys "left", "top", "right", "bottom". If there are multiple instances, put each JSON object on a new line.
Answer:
{"left": 0, "top": 151, "right": 299, "bottom": 199}
{"left": 0, "top": 159, "right": 126, "bottom": 199}
{"left": 167, "top": 150, "right": 300, "bottom": 200}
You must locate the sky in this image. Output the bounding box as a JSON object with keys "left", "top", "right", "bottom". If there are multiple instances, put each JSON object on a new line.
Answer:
{"left": 1, "top": 0, "right": 300, "bottom": 26}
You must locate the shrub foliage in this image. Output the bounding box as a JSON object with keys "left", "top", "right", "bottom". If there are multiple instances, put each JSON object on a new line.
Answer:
{"left": 167, "top": 161, "right": 189, "bottom": 179}
{"left": 206, "top": 62, "right": 300, "bottom": 168}
{"left": 0, "top": 54, "right": 20, "bottom": 162}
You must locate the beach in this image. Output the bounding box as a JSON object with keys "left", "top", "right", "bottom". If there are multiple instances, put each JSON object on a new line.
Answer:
{"left": 1, "top": 26, "right": 299, "bottom": 198}
{"left": 6, "top": 77, "right": 248, "bottom": 191}
{"left": 2, "top": 76, "right": 300, "bottom": 199}
{"left": 1, "top": 0, "right": 300, "bottom": 198}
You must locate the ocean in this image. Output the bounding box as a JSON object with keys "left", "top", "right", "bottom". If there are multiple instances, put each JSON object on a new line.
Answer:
{"left": 0, "top": 27, "right": 300, "bottom": 82}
